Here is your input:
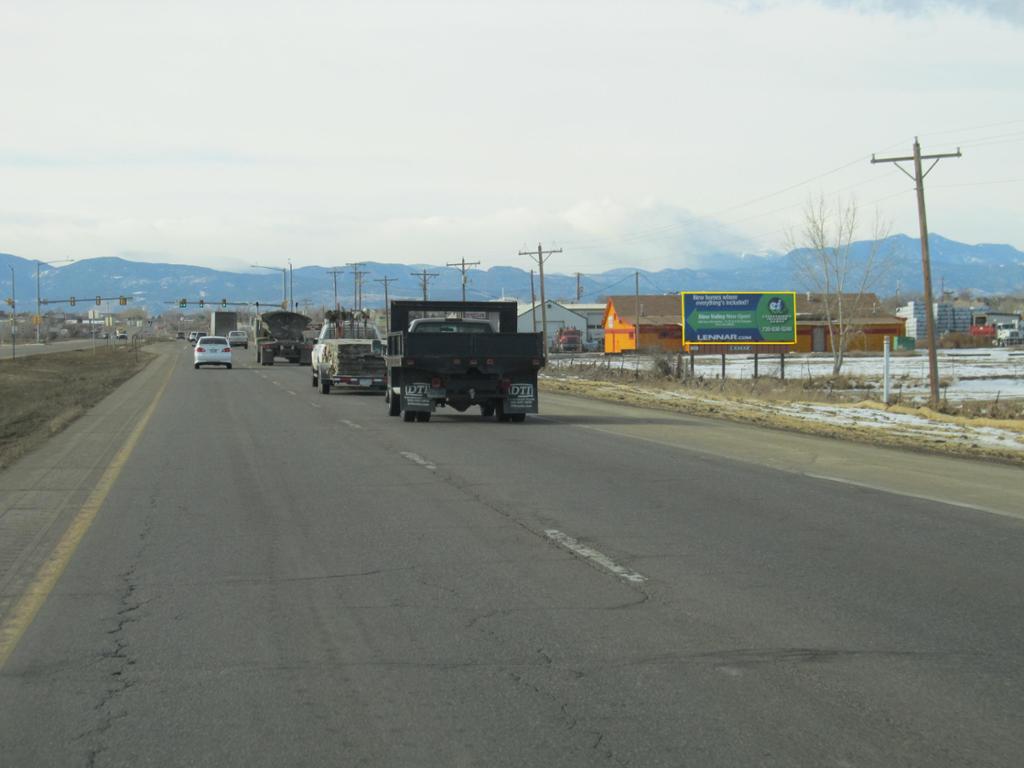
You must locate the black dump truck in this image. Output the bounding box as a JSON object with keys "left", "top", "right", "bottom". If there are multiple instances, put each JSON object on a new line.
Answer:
{"left": 384, "top": 300, "right": 545, "bottom": 422}
{"left": 253, "top": 310, "right": 314, "bottom": 365}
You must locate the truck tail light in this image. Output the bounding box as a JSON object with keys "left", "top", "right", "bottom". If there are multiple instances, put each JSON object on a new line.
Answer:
{"left": 498, "top": 378, "right": 511, "bottom": 394}
{"left": 431, "top": 377, "right": 442, "bottom": 388}
{"left": 485, "top": 358, "right": 495, "bottom": 366}
{"left": 531, "top": 358, "right": 541, "bottom": 367}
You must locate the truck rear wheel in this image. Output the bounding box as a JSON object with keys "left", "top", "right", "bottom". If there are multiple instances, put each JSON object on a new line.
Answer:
{"left": 320, "top": 377, "right": 331, "bottom": 395}
{"left": 416, "top": 411, "right": 431, "bottom": 422}
{"left": 388, "top": 392, "right": 401, "bottom": 416}
{"left": 402, "top": 409, "right": 416, "bottom": 422}
{"left": 495, "top": 401, "right": 510, "bottom": 422}
{"left": 312, "top": 372, "right": 318, "bottom": 387}
{"left": 480, "top": 402, "right": 495, "bottom": 418}
{"left": 510, "top": 413, "right": 526, "bottom": 422}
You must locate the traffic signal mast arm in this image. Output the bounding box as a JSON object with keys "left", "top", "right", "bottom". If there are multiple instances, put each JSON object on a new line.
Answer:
{"left": 39, "top": 295, "right": 130, "bottom": 307}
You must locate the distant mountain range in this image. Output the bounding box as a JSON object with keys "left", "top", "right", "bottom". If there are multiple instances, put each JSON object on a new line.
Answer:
{"left": 2, "top": 234, "right": 1022, "bottom": 314}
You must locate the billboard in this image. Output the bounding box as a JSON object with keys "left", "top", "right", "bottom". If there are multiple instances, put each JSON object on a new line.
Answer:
{"left": 682, "top": 292, "right": 796, "bottom": 345}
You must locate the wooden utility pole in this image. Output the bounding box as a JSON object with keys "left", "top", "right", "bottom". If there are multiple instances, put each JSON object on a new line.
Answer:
{"left": 634, "top": 271, "right": 640, "bottom": 378}
{"left": 446, "top": 257, "right": 481, "bottom": 302}
{"left": 373, "top": 276, "right": 397, "bottom": 334}
{"left": 411, "top": 269, "right": 439, "bottom": 300}
{"left": 346, "top": 262, "right": 368, "bottom": 312}
{"left": 519, "top": 243, "right": 562, "bottom": 354}
{"left": 326, "top": 268, "right": 345, "bottom": 311}
{"left": 872, "top": 138, "right": 961, "bottom": 405}
{"left": 529, "top": 269, "right": 537, "bottom": 333}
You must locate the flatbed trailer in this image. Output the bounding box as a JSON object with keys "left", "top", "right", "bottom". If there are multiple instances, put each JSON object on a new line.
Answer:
{"left": 384, "top": 300, "right": 545, "bottom": 422}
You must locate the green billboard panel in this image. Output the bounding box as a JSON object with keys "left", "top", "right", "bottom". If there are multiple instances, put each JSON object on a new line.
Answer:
{"left": 682, "top": 291, "right": 796, "bottom": 345}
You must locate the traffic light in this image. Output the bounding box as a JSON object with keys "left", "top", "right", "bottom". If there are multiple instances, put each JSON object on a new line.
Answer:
{"left": 96, "top": 296, "right": 102, "bottom": 305}
{"left": 198, "top": 298, "right": 205, "bottom": 308}
{"left": 69, "top": 296, "right": 76, "bottom": 306}
{"left": 118, "top": 296, "right": 127, "bottom": 306}
{"left": 179, "top": 298, "right": 187, "bottom": 308}
{"left": 221, "top": 299, "right": 228, "bottom": 308}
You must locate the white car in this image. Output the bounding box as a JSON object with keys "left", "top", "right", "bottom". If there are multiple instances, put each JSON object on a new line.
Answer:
{"left": 194, "top": 336, "right": 232, "bottom": 369}
{"left": 227, "top": 330, "right": 248, "bottom": 349}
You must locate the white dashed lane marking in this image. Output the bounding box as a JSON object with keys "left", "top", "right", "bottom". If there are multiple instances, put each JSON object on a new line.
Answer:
{"left": 340, "top": 419, "right": 363, "bottom": 430}
{"left": 545, "top": 529, "right": 647, "bottom": 584}
{"left": 400, "top": 451, "right": 436, "bottom": 471}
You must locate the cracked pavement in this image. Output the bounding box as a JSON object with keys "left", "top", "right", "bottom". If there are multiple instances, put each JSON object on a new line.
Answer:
{"left": 2, "top": 345, "right": 1023, "bottom": 766}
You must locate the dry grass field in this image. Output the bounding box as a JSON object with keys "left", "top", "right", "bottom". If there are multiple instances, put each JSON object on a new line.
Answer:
{"left": 0, "top": 346, "right": 154, "bottom": 469}
{"left": 542, "top": 368, "right": 1024, "bottom": 465}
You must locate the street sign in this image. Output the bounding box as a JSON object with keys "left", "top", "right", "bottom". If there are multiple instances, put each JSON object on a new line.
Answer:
{"left": 682, "top": 292, "right": 796, "bottom": 345}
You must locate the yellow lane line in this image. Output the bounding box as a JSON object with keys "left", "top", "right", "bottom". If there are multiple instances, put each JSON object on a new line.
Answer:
{"left": 0, "top": 353, "right": 176, "bottom": 670}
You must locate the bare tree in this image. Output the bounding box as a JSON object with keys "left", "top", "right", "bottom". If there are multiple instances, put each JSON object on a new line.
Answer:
{"left": 788, "top": 194, "right": 892, "bottom": 375}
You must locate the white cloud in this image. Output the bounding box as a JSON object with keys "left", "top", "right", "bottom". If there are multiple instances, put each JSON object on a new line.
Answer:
{"left": 0, "top": 0, "right": 1021, "bottom": 272}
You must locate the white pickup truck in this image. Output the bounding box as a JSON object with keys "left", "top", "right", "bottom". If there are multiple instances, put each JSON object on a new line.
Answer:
{"left": 995, "top": 322, "right": 1023, "bottom": 347}
{"left": 311, "top": 322, "right": 386, "bottom": 394}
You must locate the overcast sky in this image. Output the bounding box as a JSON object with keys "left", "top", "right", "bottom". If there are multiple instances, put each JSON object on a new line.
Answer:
{"left": 1, "top": 0, "right": 1021, "bottom": 274}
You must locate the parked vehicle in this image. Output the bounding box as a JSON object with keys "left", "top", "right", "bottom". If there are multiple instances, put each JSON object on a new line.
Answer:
{"left": 227, "top": 330, "right": 248, "bottom": 349}
{"left": 194, "top": 336, "right": 232, "bottom": 369}
{"left": 553, "top": 326, "right": 583, "bottom": 353}
{"left": 995, "top": 322, "right": 1023, "bottom": 347}
{"left": 384, "top": 300, "right": 545, "bottom": 422}
{"left": 252, "top": 311, "right": 313, "bottom": 365}
{"left": 210, "top": 310, "right": 238, "bottom": 338}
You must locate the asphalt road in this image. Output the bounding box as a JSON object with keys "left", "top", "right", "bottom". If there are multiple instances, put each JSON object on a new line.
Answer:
{"left": 1, "top": 343, "right": 1022, "bottom": 766}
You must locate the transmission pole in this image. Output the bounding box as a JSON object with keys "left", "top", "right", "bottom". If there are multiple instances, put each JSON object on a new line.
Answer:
{"left": 872, "top": 137, "right": 962, "bottom": 406}
{"left": 634, "top": 271, "right": 640, "bottom": 378}
{"left": 411, "top": 269, "right": 439, "bottom": 301}
{"left": 326, "top": 268, "right": 345, "bottom": 311}
{"left": 575, "top": 272, "right": 584, "bottom": 302}
{"left": 446, "top": 257, "right": 481, "bottom": 302}
{"left": 346, "top": 262, "right": 368, "bottom": 312}
{"left": 374, "top": 276, "right": 398, "bottom": 334}
{"left": 519, "top": 243, "right": 561, "bottom": 354}
{"left": 529, "top": 269, "right": 537, "bottom": 333}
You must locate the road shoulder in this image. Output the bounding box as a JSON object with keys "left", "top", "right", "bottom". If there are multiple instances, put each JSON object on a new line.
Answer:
{"left": 0, "top": 343, "right": 178, "bottom": 629}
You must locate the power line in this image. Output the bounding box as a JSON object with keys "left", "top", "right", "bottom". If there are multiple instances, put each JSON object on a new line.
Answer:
{"left": 561, "top": 154, "right": 874, "bottom": 251}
